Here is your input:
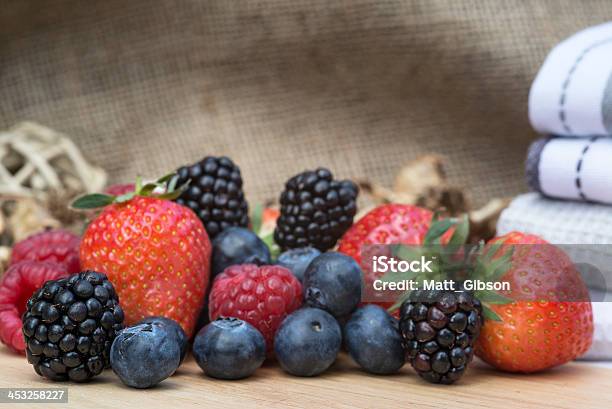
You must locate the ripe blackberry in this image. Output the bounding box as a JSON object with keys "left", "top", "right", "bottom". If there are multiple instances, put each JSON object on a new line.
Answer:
{"left": 175, "top": 156, "right": 249, "bottom": 239}
{"left": 399, "top": 290, "right": 483, "bottom": 384}
{"left": 22, "top": 271, "right": 124, "bottom": 382}
{"left": 274, "top": 168, "right": 358, "bottom": 251}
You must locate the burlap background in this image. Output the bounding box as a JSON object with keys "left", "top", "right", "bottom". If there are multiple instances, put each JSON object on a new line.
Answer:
{"left": 2, "top": 1, "right": 611, "bottom": 206}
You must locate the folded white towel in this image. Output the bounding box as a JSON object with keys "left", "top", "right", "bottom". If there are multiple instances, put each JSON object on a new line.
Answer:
{"left": 581, "top": 299, "right": 612, "bottom": 361}
{"left": 526, "top": 136, "right": 612, "bottom": 203}
{"left": 529, "top": 21, "right": 612, "bottom": 137}
{"left": 497, "top": 193, "right": 612, "bottom": 291}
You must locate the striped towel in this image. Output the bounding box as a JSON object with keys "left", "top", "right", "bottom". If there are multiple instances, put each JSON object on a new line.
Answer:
{"left": 529, "top": 21, "right": 612, "bottom": 137}
{"left": 526, "top": 136, "right": 612, "bottom": 204}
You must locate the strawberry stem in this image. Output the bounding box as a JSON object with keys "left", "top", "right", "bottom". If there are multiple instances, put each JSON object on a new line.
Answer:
{"left": 71, "top": 173, "right": 188, "bottom": 210}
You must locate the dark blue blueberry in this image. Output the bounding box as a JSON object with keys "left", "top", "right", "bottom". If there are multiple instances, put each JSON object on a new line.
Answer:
{"left": 274, "top": 308, "right": 341, "bottom": 377}
{"left": 138, "top": 316, "right": 188, "bottom": 364}
{"left": 344, "top": 305, "right": 405, "bottom": 374}
{"left": 211, "top": 227, "right": 271, "bottom": 276}
{"left": 110, "top": 323, "right": 180, "bottom": 388}
{"left": 303, "top": 252, "right": 362, "bottom": 318}
{"left": 192, "top": 317, "right": 265, "bottom": 380}
{"left": 276, "top": 247, "right": 321, "bottom": 283}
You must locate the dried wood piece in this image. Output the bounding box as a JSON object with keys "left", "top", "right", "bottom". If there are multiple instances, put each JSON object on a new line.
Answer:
{"left": 394, "top": 155, "right": 446, "bottom": 196}
{"left": 359, "top": 155, "right": 468, "bottom": 215}
{"left": 355, "top": 155, "right": 510, "bottom": 241}
{"left": 469, "top": 198, "right": 511, "bottom": 242}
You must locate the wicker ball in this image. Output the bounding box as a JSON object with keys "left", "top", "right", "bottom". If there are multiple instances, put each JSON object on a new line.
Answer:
{"left": 0, "top": 122, "right": 106, "bottom": 199}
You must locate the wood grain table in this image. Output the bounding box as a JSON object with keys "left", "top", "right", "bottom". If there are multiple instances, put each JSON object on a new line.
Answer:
{"left": 0, "top": 348, "right": 610, "bottom": 408}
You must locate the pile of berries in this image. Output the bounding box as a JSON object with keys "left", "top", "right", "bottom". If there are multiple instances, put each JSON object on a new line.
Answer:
{"left": 0, "top": 156, "right": 594, "bottom": 390}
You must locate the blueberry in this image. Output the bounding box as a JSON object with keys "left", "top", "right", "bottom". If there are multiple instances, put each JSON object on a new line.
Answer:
{"left": 110, "top": 323, "right": 180, "bottom": 388}
{"left": 344, "top": 305, "right": 405, "bottom": 375}
{"left": 138, "top": 316, "right": 188, "bottom": 364}
{"left": 192, "top": 317, "right": 265, "bottom": 380}
{"left": 303, "top": 252, "right": 362, "bottom": 318}
{"left": 211, "top": 227, "right": 271, "bottom": 276}
{"left": 276, "top": 247, "right": 321, "bottom": 283}
{"left": 274, "top": 308, "right": 341, "bottom": 377}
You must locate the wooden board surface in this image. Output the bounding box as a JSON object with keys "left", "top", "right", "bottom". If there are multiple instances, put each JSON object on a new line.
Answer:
{"left": 0, "top": 348, "right": 611, "bottom": 409}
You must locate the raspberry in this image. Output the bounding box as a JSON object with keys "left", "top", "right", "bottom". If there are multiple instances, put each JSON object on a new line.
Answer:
{"left": 208, "top": 264, "right": 302, "bottom": 352}
{"left": 0, "top": 261, "right": 69, "bottom": 354}
{"left": 11, "top": 230, "right": 80, "bottom": 275}
{"left": 104, "top": 184, "right": 135, "bottom": 196}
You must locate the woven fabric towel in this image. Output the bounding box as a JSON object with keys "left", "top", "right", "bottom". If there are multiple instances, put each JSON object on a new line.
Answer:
{"left": 581, "top": 299, "right": 612, "bottom": 361}
{"left": 526, "top": 136, "right": 612, "bottom": 204}
{"left": 529, "top": 21, "right": 612, "bottom": 137}
{"left": 497, "top": 193, "right": 612, "bottom": 291}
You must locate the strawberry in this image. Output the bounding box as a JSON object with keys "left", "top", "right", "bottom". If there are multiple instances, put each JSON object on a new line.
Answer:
{"left": 260, "top": 207, "right": 279, "bottom": 236}
{"left": 75, "top": 176, "right": 212, "bottom": 337}
{"left": 337, "top": 204, "right": 455, "bottom": 309}
{"left": 474, "top": 232, "right": 593, "bottom": 373}
{"left": 251, "top": 205, "right": 281, "bottom": 258}
{"left": 338, "top": 204, "right": 433, "bottom": 266}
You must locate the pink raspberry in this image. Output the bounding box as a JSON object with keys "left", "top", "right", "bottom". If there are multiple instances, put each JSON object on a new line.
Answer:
{"left": 0, "top": 261, "right": 69, "bottom": 354}
{"left": 11, "top": 230, "right": 80, "bottom": 275}
{"left": 104, "top": 183, "right": 135, "bottom": 196}
{"left": 209, "top": 264, "right": 302, "bottom": 352}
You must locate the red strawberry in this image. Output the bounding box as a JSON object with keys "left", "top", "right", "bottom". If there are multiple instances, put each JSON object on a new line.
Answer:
{"left": 338, "top": 204, "right": 454, "bottom": 309}
{"left": 10, "top": 229, "right": 80, "bottom": 275}
{"left": 209, "top": 264, "right": 302, "bottom": 351}
{"left": 79, "top": 195, "right": 211, "bottom": 338}
{"left": 475, "top": 232, "right": 593, "bottom": 373}
{"left": 0, "top": 261, "right": 69, "bottom": 354}
{"left": 104, "top": 183, "right": 136, "bottom": 196}
{"left": 338, "top": 204, "right": 433, "bottom": 265}
{"left": 258, "top": 207, "right": 279, "bottom": 237}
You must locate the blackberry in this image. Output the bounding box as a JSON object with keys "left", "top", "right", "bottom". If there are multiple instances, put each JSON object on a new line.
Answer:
{"left": 175, "top": 156, "right": 249, "bottom": 239}
{"left": 274, "top": 168, "right": 358, "bottom": 251}
{"left": 23, "top": 271, "right": 124, "bottom": 382}
{"left": 399, "top": 290, "right": 483, "bottom": 384}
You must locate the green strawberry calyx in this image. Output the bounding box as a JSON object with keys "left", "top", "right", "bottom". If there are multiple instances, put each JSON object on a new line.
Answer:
{"left": 384, "top": 213, "right": 514, "bottom": 322}
{"left": 71, "top": 173, "right": 187, "bottom": 210}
